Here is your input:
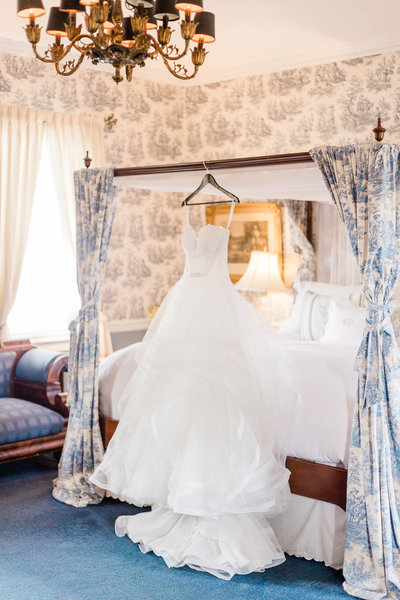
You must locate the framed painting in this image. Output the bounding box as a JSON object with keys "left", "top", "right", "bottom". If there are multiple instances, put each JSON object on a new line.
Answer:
{"left": 206, "top": 202, "right": 283, "bottom": 283}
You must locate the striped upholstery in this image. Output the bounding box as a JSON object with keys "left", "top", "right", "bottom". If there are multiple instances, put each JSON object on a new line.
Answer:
{"left": 0, "top": 352, "right": 16, "bottom": 398}
{"left": 0, "top": 397, "right": 64, "bottom": 444}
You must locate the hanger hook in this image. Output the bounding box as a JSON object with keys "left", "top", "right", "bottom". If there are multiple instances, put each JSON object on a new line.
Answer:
{"left": 203, "top": 161, "right": 210, "bottom": 174}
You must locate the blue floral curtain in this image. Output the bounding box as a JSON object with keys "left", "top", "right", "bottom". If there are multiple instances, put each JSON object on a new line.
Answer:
{"left": 53, "top": 168, "right": 117, "bottom": 507}
{"left": 311, "top": 144, "right": 400, "bottom": 600}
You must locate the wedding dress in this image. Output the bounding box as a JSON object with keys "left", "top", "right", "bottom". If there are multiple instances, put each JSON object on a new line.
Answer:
{"left": 90, "top": 200, "right": 299, "bottom": 580}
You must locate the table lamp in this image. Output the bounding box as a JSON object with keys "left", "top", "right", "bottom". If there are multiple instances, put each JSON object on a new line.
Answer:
{"left": 236, "top": 250, "right": 288, "bottom": 322}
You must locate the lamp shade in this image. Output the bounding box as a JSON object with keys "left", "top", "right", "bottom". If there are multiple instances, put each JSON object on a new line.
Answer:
{"left": 126, "top": 0, "right": 154, "bottom": 7}
{"left": 153, "top": 0, "right": 180, "bottom": 21}
{"left": 60, "top": 0, "right": 85, "bottom": 12}
{"left": 122, "top": 17, "right": 134, "bottom": 47}
{"left": 46, "top": 7, "right": 70, "bottom": 36}
{"left": 17, "top": 0, "right": 46, "bottom": 18}
{"left": 192, "top": 11, "right": 215, "bottom": 43}
{"left": 175, "top": 1, "right": 203, "bottom": 12}
{"left": 236, "top": 251, "right": 286, "bottom": 293}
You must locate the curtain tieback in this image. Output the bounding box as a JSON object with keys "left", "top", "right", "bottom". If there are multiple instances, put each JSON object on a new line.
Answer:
{"left": 366, "top": 303, "right": 392, "bottom": 327}
{"left": 355, "top": 302, "right": 399, "bottom": 408}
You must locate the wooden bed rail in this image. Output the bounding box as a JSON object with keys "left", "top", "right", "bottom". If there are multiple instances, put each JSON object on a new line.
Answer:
{"left": 113, "top": 151, "right": 313, "bottom": 178}
{"left": 286, "top": 457, "right": 347, "bottom": 511}
{"left": 99, "top": 415, "right": 347, "bottom": 511}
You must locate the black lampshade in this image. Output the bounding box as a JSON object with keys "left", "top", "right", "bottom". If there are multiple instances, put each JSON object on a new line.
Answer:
{"left": 145, "top": 7, "right": 157, "bottom": 30}
{"left": 60, "top": 0, "right": 85, "bottom": 12}
{"left": 193, "top": 10, "right": 215, "bottom": 43}
{"left": 153, "top": 0, "right": 179, "bottom": 21}
{"left": 175, "top": 1, "right": 203, "bottom": 13}
{"left": 46, "top": 7, "right": 70, "bottom": 36}
{"left": 17, "top": 0, "right": 46, "bottom": 18}
{"left": 126, "top": 0, "right": 154, "bottom": 8}
{"left": 122, "top": 17, "right": 134, "bottom": 46}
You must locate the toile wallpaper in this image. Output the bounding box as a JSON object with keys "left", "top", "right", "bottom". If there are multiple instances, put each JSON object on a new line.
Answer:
{"left": 1, "top": 49, "right": 400, "bottom": 321}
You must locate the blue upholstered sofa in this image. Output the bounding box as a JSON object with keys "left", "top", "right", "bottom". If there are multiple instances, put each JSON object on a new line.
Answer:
{"left": 0, "top": 340, "right": 68, "bottom": 463}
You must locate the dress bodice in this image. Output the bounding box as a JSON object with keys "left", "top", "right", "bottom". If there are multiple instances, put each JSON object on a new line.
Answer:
{"left": 182, "top": 225, "right": 230, "bottom": 278}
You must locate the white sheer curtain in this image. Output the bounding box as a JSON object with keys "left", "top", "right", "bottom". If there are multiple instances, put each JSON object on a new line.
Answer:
{"left": 47, "top": 112, "right": 106, "bottom": 254}
{"left": 314, "top": 202, "right": 360, "bottom": 285}
{"left": 0, "top": 105, "right": 45, "bottom": 344}
{"left": 1, "top": 106, "right": 108, "bottom": 344}
{"left": 47, "top": 112, "right": 112, "bottom": 353}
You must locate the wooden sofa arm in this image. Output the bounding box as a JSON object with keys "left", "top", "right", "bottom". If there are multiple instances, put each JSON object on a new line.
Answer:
{"left": 12, "top": 348, "right": 69, "bottom": 418}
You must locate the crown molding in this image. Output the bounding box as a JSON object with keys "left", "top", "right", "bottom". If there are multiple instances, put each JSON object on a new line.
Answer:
{"left": 1, "top": 33, "right": 400, "bottom": 87}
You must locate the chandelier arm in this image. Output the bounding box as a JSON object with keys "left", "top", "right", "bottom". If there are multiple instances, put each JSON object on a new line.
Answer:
{"left": 31, "top": 43, "right": 59, "bottom": 64}
{"left": 138, "top": 34, "right": 190, "bottom": 61}
{"left": 55, "top": 53, "right": 86, "bottom": 76}
{"left": 71, "top": 35, "right": 99, "bottom": 55}
{"left": 161, "top": 59, "right": 200, "bottom": 80}
{"left": 31, "top": 34, "right": 94, "bottom": 64}
{"left": 157, "top": 39, "right": 191, "bottom": 61}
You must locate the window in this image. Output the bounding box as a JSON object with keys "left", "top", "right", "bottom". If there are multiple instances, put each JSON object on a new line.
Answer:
{"left": 7, "top": 136, "right": 80, "bottom": 341}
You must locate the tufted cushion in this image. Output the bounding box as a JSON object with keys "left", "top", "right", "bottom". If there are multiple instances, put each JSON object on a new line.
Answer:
{"left": 15, "top": 349, "right": 62, "bottom": 384}
{"left": 0, "top": 398, "right": 64, "bottom": 444}
{"left": 0, "top": 352, "right": 16, "bottom": 398}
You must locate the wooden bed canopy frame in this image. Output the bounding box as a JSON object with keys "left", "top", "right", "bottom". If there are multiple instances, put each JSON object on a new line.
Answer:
{"left": 99, "top": 149, "right": 347, "bottom": 512}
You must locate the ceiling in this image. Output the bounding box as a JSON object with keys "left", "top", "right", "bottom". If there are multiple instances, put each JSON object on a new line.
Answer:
{"left": 3, "top": 0, "right": 400, "bottom": 85}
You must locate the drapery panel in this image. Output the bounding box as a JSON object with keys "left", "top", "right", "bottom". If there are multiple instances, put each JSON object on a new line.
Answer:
{"left": 282, "top": 200, "right": 315, "bottom": 285}
{"left": 311, "top": 144, "right": 400, "bottom": 600}
{"left": 0, "top": 105, "right": 45, "bottom": 344}
{"left": 53, "top": 168, "right": 117, "bottom": 507}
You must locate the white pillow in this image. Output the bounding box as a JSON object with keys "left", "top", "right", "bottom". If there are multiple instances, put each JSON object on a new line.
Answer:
{"left": 280, "top": 280, "right": 363, "bottom": 335}
{"left": 298, "top": 291, "right": 331, "bottom": 341}
{"left": 320, "top": 298, "right": 366, "bottom": 347}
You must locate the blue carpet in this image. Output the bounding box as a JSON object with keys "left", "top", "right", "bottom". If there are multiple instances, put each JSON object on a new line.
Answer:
{"left": 0, "top": 458, "right": 351, "bottom": 600}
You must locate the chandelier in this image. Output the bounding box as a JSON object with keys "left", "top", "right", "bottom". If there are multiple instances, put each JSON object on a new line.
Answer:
{"left": 16, "top": 0, "right": 215, "bottom": 83}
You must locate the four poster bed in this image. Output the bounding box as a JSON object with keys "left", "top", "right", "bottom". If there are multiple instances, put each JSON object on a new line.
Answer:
{"left": 55, "top": 145, "right": 400, "bottom": 600}
{"left": 98, "top": 151, "right": 352, "bottom": 569}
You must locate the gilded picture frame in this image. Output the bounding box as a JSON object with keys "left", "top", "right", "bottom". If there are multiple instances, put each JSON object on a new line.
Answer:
{"left": 206, "top": 202, "right": 283, "bottom": 283}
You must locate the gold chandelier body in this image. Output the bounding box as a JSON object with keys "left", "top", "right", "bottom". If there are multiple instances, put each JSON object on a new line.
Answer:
{"left": 18, "top": 0, "right": 215, "bottom": 83}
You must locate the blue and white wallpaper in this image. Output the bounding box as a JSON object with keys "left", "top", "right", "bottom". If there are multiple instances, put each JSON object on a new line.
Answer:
{"left": 1, "top": 49, "right": 399, "bottom": 320}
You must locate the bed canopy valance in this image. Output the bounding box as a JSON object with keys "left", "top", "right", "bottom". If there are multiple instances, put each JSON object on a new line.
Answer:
{"left": 55, "top": 144, "right": 400, "bottom": 600}
{"left": 113, "top": 151, "right": 332, "bottom": 203}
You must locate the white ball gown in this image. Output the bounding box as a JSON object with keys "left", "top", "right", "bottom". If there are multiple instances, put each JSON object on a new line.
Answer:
{"left": 90, "top": 201, "right": 299, "bottom": 580}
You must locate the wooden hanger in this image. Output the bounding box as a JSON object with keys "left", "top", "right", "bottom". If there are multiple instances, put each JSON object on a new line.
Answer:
{"left": 181, "top": 172, "right": 240, "bottom": 206}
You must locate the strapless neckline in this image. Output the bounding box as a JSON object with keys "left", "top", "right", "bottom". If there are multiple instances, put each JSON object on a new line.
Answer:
{"left": 184, "top": 224, "right": 229, "bottom": 244}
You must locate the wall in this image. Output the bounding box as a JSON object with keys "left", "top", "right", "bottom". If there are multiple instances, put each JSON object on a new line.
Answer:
{"left": 0, "top": 51, "right": 187, "bottom": 322}
{"left": 183, "top": 52, "right": 399, "bottom": 161}
{"left": 2, "top": 49, "right": 400, "bottom": 325}
{"left": 107, "top": 50, "right": 400, "bottom": 322}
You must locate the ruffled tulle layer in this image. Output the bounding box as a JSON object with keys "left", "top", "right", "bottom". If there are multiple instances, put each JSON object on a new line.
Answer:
{"left": 90, "top": 267, "right": 299, "bottom": 577}
{"left": 115, "top": 507, "right": 285, "bottom": 580}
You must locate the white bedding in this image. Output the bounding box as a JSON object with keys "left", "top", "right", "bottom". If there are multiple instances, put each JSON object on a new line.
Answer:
{"left": 99, "top": 337, "right": 358, "bottom": 468}
{"left": 98, "top": 337, "right": 357, "bottom": 570}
